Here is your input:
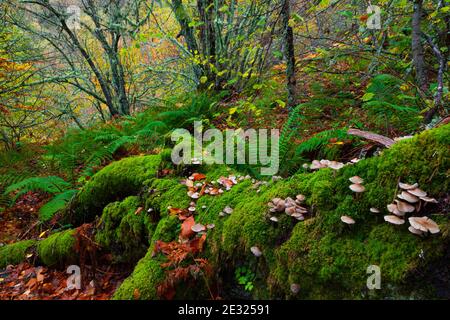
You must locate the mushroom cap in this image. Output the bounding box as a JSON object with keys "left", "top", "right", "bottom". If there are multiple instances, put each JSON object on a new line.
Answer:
{"left": 320, "top": 159, "right": 331, "bottom": 166}
{"left": 191, "top": 223, "right": 206, "bottom": 233}
{"left": 408, "top": 216, "right": 440, "bottom": 234}
{"left": 223, "top": 206, "right": 233, "bottom": 214}
{"left": 349, "top": 176, "right": 364, "bottom": 184}
{"left": 250, "top": 246, "right": 262, "bottom": 257}
{"left": 370, "top": 207, "right": 380, "bottom": 213}
{"left": 399, "top": 191, "right": 419, "bottom": 203}
{"left": 207, "top": 223, "right": 215, "bottom": 229}
{"left": 395, "top": 200, "right": 415, "bottom": 213}
{"left": 349, "top": 184, "right": 365, "bottom": 192}
{"left": 384, "top": 215, "right": 405, "bottom": 225}
{"left": 420, "top": 196, "right": 438, "bottom": 203}
{"left": 408, "top": 188, "right": 427, "bottom": 198}
{"left": 290, "top": 283, "right": 300, "bottom": 294}
{"left": 201, "top": 205, "right": 207, "bottom": 209}
{"left": 188, "top": 207, "right": 196, "bottom": 212}
{"left": 285, "top": 206, "right": 296, "bottom": 215}
{"left": 398, "top": 182, "right": 418, "bottom": 190}
{"left": 310, "top": 160, "right": 324, "bottom": 170}
{"left": 292, "top": 213, "right": 304, "bottom": 220}
{"left": 408, "top": 226, "right": 423, "bottom": 236}
{"left": 387, "top": 203, "right": 404, "bottom": 216}
{"left": 269, "top": 216, "right": 279, "bottom": 222}
{"left": 296, "top": 194, "right": 306, "bottom": 202}
{"left": 328, "top": 161, "right": 344, "bottom": 170}
{"left": 340, "top": 215, "right": 355, "bottom": 224}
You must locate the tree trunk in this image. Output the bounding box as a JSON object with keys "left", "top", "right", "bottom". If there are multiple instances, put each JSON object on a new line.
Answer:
{"left": 412, "top": 0, "right": 428, "bottom": 92}
{"left": 281, "top": 0, "right": 297, "bottom": 110}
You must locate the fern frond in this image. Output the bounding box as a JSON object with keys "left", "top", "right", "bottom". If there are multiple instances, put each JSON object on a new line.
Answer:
{"left": 4, "top": 176, "right": 71, "bottom": 201}
{"left": 39, "top": 189, "right": 77, "bottom": 221}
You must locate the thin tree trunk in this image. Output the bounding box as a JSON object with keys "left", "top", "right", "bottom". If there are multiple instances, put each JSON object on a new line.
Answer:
{"left": 281, "top": 0, "right": 297, "bottom": 109}
{"left": 412, "top": 0, "right": 428, "bottom": 92}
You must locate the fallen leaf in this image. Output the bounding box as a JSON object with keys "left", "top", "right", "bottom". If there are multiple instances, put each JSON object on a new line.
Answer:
{"left": 180, "top": 216, "right": 195, "bottom": 239}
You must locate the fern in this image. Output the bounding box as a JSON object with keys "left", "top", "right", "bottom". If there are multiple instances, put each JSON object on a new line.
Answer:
{"left": 4, "top": 176, "right": 72, "bottom": 201}
{"left": 39, "top": 189, "right": 77, "bottom": 221}
{"left": 295, "top": 129, "right": 351, "bottom": 157}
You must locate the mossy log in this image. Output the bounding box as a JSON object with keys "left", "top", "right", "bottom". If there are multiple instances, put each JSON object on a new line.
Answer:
{"left": 114, "top": 125, "right": 449, "bottom": 299}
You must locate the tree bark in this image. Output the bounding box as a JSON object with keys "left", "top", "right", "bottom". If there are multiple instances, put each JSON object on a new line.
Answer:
{"left": 281, "top": 0, "right": 297, "bottom": 110}
{"left": 412, "top": 0, "right": 428, "bottom": 92}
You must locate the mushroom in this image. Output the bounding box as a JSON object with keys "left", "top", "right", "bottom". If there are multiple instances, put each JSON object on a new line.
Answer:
{"left": 408, "top": 226, "right": 423, "bottom": 236}
{"left": 191, "top": 224, "right": 206, "bottom": 233}
{"left": 398, "top": 182, "right": 418, "bottom": 190}
{"left": 201, "top": 205, "right": 207, "bottom": 209}
{"left": 296, "top": 194, "right": 306, "bottom": 203}
{"left": 384, "top": 215, "right": 405, "bottom": 225}
{"left": 370, "top": 207, "right": 380, "bottom": 213}
{"left": 387, "top": 203, "right": 404, "bottom": 216}
{"left": 420, "top": 196, "right": 438, "bottom": 203}
{"left": 399, "top": 191, "right": 419, "bottom": 203}
{"left": 349, "top": 184, "right": 365, "bottom": 192}
{"left": 349, "top": 176, "right": 364, "bottom": 184}
{"left": 207, "top": 224, "right": 215, "bottom": 230}
{"left": 328, "top": 161, "right": 344, "bottom": 170}
{"left": 290, "top": 283, "right": 300, "bottom": 294}
{"left": 223, "top": 206, "right": 233, "bottom": 215}
{"left": 188, "top": 206, "right": 196, "bottom": 212}
{"left": 250, "top": 246, "right": 262, "bottom": 257}
{"left": 340, "top": 215, "right": 355, "bottom": 224}
{"left": 310, "top": 160, "right": 324, "bottom": 170}
{"left": 408, "top": 216, "right": 440, "bottom": 234}
{"left": 407, "top": 188, "right": 427, "bottom": 198}
{"left": 269, "top": 216, "right": 279, "bottom": 223}
{"left": 218, "top": 212, "right": 226, "bottom": 217}
{"left": 292, "top": 213, "right": 304, "bottom": 221}
{"left": 394, "top": 200, "right": 415, "bottom": 213}
{"left": 285, "top": 206, "right": 296, "bottom": 215}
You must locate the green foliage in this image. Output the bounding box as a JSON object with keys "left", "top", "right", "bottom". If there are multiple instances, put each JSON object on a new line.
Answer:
{"left": 362, "top": 74, "right": 421, "bottom": 132}
{"left": 295, "top": 128, "right": 353, "bottom": 159}
{"left": 235, "top": 266, "right": 255, "bottom": 292}
{"left": 4, "top": 176, "right": 71, "bottom": 201}
{"left": 39, "top": 189, "right": 77, "bottom": 222}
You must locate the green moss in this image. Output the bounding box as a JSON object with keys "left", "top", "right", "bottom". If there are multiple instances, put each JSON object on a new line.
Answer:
{"left": 109, "top": 125, "right": 449, "bottom": 299}
{"left": 65, "top": 155, "right": 161, "bottom": 225}
{"left": 113, "top": 249, "right": 166, "bottom": 300}
{"left": 37, "top": 229, "right": 77, "bottom": 267}
{"left": 96, "top": 196, "right": 155, "bottom": 263}
{"left": 0, "top": 240, "right": 36, "bottom": 268}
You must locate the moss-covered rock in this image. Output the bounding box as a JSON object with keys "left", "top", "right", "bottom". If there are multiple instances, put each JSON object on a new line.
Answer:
{"left": 0, "top": 240, "right": 36, "bottom": 268}
{"left": 96, "top": 196, "right": 155, "bottom": 264}
{"left": 113, "top": 125, "right": 449, "bottom": 299}
{"left": 65, "top": 155, "right": 161, "bottom": 225}
{"left": 37, "top": 229, "right": 77, "bottom": 267}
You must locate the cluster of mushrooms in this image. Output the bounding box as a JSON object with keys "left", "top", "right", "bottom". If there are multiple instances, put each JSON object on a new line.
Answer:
{"left": 267, "top": 194, "right": 308, "bottom": 222}
{"left": 304, "top": 158, "right": 360, "bottom": 171}
{"left": 383, "top": 182, "right": 440, "bottom": 235}
{"left": 184, "top": 173, "right": 248, "bottom": 199}
{"left": 341, "top": 179, "right": 440, "bottom": 236}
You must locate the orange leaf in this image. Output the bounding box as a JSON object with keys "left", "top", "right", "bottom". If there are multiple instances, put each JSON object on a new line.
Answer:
{"left": 192, "top": 173, "right": 206, "bottom": 181}
{"left": 180, "top": 216, "right": 195, "bottom": 239}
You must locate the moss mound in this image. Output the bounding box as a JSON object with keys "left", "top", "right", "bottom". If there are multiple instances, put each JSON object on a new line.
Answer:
{"left": 0, "top": 240, "right": 36, "bottom": 268}
{"left": 96, "top": 196, "right": 156, "bottom": 264}
{"left": 37, "top": 229, "right": 77, "bottom": 267}
{"left": 65, "top": 155, "right": 161, "bottom": 225}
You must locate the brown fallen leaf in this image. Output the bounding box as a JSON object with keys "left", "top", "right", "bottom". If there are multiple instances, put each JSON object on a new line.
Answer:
{"left": 180, "top": 216, "right": 195, "bottom": 239}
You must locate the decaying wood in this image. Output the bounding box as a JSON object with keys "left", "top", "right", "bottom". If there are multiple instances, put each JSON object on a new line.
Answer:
{"left": 347, "top": 129, "right": 395, "bottom": 147}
